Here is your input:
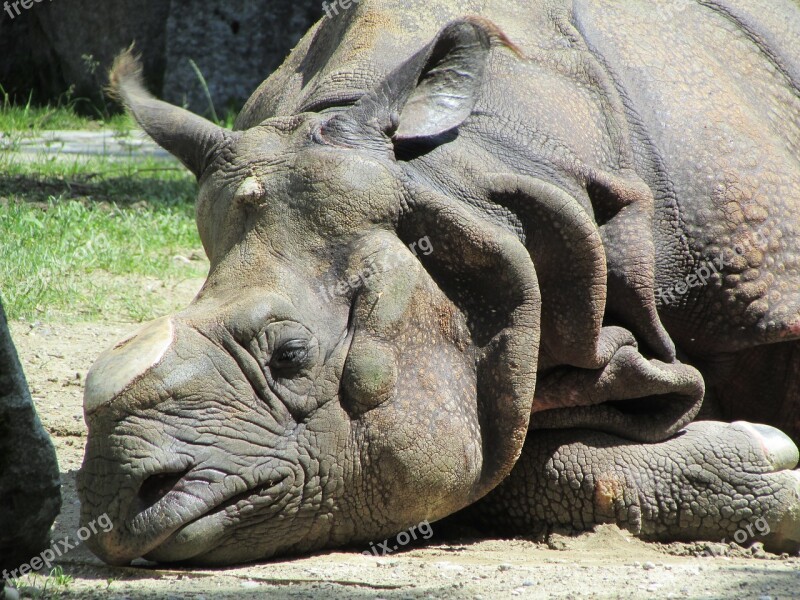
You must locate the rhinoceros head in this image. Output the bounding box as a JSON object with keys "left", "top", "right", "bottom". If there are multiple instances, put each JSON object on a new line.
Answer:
{"left": 78, "top": 20, "right": 540, "bottom": 566}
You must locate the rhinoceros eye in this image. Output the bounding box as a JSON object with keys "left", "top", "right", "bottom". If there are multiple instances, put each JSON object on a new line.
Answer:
{"left": 270, "top": 339, "right": 310, "bottom": 376}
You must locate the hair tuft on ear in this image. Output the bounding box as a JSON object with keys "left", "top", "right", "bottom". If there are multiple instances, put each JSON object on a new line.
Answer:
{"left": 107, "top": 44, "right": 145, "bottom": 103}
{"left": 105, "top": 47, "right": 238, "bottom": 179}
{"left": 459, "top": 16, "right": 526, "bottom": 59}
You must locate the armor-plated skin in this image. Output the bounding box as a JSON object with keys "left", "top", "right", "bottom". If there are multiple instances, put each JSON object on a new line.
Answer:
{"left": 78, "top": 0, "right": 800, "bottom": 565}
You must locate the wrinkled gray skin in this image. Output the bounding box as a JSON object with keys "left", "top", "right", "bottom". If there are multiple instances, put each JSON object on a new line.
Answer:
{"left": 0, "top": 300, "right": 61, "bottom": 573}
{"left": 78, "top": 0, "right": 800, "bottom": 565}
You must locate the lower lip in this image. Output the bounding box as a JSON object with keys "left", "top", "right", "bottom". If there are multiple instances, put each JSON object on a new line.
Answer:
{"left": 143, "top": 479, "right": 290, "bottom": 562}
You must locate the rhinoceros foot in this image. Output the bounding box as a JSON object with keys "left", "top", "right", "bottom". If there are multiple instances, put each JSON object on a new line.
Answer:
{"left": 474, "top": 421, "right": 800, "bottom": 554}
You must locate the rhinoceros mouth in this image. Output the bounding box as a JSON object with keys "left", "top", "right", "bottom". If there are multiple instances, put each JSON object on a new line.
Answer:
{"left": 123, "top": 472, "right": 293, "bottom": 564}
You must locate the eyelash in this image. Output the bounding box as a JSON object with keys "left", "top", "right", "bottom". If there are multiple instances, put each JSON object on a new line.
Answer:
{"left": 269, "top": 340, "right": 310, "bottom": 376}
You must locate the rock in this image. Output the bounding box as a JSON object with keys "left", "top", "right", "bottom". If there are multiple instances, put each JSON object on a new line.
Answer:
{"left": 0, "top": 1, "right": 170, "bottom": 108}
{"left": 0, "top": 10, "right": 38, "bottom": 102}
{"left": 0, "top": 300, "right": 61, "bottom": 575}
{"left": 434, "top": 561, "right": 465, "bottom": 575}
{"left": 162, "top": 0, "right": 323, "bottom": 116}
{"left": 3, "top": 586, "right": 20, "bottom": 600}
{"left": 701, "top": 542, "right": 729, "bottom": 557}
{"left": 750, "top": 543, "right": 767, "bottom": 559}
{"left": 0, "top": 1, "right": 322, "bottom": 115}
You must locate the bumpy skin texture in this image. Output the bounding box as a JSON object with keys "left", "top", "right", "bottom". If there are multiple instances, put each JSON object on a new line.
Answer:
{"left": 78, "top": 0, "right": 800, "bottom": 565}
{"left": 0, "top": 300, "right": 61, "bottom": 572}
{"left": 471, "top": 423, "right": 800, "bottom": 553}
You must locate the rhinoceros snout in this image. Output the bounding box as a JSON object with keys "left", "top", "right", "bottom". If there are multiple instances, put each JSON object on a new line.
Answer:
{"left": 83, "top": 316, "right": 175, "bottom": 415}
{"left": 78, "top": 314, "right": 303, "bottom": 565}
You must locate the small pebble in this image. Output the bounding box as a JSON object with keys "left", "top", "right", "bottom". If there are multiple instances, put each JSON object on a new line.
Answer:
{"left": 435, "top": 561, "right": 464, "bottom": 572}
{"left": 643, "top": 561, "right": 656, "bottom": 570}
{"left": 498, "top": 563, "right": 513, "bottom": 572}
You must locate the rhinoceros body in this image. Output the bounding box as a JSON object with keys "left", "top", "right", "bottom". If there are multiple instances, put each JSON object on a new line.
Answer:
{"left": 78, "top": 0, "right": 800, "bottom": 565}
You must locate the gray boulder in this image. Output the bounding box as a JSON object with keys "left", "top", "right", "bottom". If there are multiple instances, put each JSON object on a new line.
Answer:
{"left": 33, "top": 0, "right": 171, "bottom": 107}
{"left": 0, "top": 0, "right": 170, "bottom": 110}
{"left": 163, "top": 0, "right": 323, "bottom": 115}
{"left": 0, "top": 301, "right": 60, "bottom": 575}
{"left": 0, "top": 0, "right": 321, "bottom": 116}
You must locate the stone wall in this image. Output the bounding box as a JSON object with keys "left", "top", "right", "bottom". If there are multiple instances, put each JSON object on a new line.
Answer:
{"left": 0, "top": 0, "right": 322, "bottom": 117}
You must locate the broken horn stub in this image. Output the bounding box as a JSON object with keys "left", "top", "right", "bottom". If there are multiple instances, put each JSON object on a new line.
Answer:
{"left": 233, "top": 177, "right": 265, "bottom": 204}
{"left": 83, "top": 317, "right": 175, "bottom": 414}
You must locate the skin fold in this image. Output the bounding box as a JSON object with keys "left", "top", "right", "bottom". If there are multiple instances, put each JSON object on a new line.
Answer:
{"left": 77, "top": 0, "right": 800, "bottom": 565}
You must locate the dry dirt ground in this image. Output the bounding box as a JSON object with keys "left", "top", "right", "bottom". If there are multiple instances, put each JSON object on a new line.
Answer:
{"left": 9, "top": 277, "right": 800, "bottom": 599}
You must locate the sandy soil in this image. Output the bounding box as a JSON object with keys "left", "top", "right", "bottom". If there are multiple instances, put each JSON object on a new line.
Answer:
{"left": 7, "top": 277, "right": 800, "bottom": 599}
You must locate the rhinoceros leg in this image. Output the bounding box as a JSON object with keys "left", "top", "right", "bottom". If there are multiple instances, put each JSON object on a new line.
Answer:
{"left": 470, "top": 421, "right": 800, "bottom": 553}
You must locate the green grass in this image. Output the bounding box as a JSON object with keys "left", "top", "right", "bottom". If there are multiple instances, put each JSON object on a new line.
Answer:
{"left": 1, "top": 86, "right": 134, "bottom": 133}
{"left": 0, "top": 153, "right": 208, "bottom": 322}
{"left": 9, "top": 565, "right": 74, "bottom": 599}
{"left": 0, "top": 77, "right": 240, "bottom": 323}
{"left": 0, "top": 103, "right": 133, "bottom": 133}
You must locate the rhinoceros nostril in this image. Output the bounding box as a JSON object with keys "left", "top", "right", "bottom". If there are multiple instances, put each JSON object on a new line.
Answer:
{"left": 137, "top": 469, "right": 189, "bottom": 512}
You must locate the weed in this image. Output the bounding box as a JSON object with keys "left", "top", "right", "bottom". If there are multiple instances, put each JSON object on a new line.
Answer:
{"left": 0, "top": 84, "right": 133, "bottom": 133}
{"left": 187, "top": 58, "right": 219, "bottom": 124}
{"left": 7, "top": 566, "right": 74, "bottom": 599}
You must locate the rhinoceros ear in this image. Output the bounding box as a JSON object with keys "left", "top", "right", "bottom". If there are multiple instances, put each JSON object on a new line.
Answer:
{"left": 108, "top": 49, "right": 237, "bottom": 179}
{"left": 391, "top": 18, "right": 496, "bottom": 142}
{"left": 399, "top": 188, "right": 540, "bottom": 500}
{"left": 342, "top": 18, "right": 519, "bottom": 146}
{"left": 339, "top": 187, "right": 540, "bottom": 505}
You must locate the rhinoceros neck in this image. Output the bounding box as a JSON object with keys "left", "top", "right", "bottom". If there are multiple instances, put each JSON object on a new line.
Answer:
{"left": 237, "top": 1, "right": 570, "bottom": 128}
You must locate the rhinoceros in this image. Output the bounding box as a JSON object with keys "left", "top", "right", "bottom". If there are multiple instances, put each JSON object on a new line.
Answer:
{"left": 78, "top": 0, "right": 800, "bottom": 565}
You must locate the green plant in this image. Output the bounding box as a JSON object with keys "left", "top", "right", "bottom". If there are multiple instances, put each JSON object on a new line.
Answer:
{"left": 49, "top": 566, "right": 73, "bottom": 589}
{"left": 7, "top": 566, "right": 74, "bottom": 599}
{"left": 0, "top": 88, "right": 129, "bottom": 132}
{"left": 187, "top": 58, "right": 219, "bottom": 123}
